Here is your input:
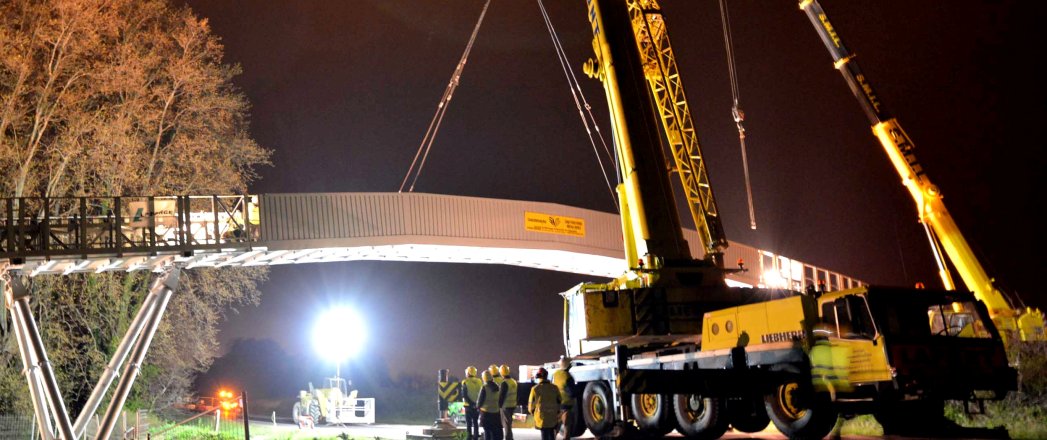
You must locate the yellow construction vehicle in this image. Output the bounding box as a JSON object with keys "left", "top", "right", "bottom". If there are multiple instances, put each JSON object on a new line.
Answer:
{"left": 799, "top": 0, "right": 1045, "bottom": 341}
{"left": 292, "top": 377, "right": 375, "bottom": 426}
{"left": 520, "top": 1, "right": 1017, "bottom": 439}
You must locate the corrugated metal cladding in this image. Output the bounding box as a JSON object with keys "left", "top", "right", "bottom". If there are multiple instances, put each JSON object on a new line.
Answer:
{"left": 259, "top": 192, "right": 623, "bottom": 252}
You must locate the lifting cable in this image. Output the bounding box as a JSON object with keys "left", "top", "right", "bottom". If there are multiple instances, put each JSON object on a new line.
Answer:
{"left": 399, "top": 0, "right": 492, "bottom": 193}
{"left": 718, "top": 0, "right": 757, "bottom": 230}
{"left": 537, "top": 0, "right": 619, "bottom": 209}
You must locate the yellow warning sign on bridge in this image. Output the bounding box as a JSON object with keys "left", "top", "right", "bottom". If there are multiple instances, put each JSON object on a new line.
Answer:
{"left": 524, "top": 212, "right": 585, "bottom": 237}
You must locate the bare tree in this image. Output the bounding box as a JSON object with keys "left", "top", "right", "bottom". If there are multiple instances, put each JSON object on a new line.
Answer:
{"left": 1, "top": 0, "right": 272, "bottom": 413}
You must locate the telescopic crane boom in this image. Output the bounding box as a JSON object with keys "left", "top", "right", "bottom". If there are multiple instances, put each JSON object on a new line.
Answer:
{"left": 799, "top": 0, "right": 1044, "bottom": 341}
{"left": 583, "top": 0, "right": 728, "bottom": 286}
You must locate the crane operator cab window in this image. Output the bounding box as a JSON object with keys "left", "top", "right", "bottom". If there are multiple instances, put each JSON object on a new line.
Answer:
{"left": 928, "top": 302, "right": 992, "bottom": 338}
{"left": 819, "top": 295, "right": 877, "bottom": 340}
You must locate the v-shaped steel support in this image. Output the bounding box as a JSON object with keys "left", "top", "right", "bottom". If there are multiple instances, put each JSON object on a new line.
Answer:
{"left": 2, "top": 266, "right": 181, "bottom": 440}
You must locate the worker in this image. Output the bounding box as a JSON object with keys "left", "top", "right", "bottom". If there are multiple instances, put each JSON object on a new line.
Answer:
{"left": 552, "top": 356, "right": 576, "bottom": 440}
{"left": 477, "top": 370, "right": 505, "bottom": 440}
{"left": 528, "top": 367, "right": 560, "bottom": 440}
{"left": 461, "top": 366, "right": 483, "bottom": 440}
{"left": 499, "top": 364, "right": 517, "bottom": 440}
{"left": 489, "top": 364, "right": 503, "bottom": 386}
{"left": 810, "top": 330, "right": 853, "bottom": 398}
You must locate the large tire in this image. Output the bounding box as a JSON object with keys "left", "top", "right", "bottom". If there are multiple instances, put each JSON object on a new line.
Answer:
{"left": 292, "top": 402, "right": 302, "bottom": 424}
{"left": 672, "top": 394, "right": 728, "bottom": 439}
{"left": 727, "top": 397, "right": 769, "bottom": 433}
{"left": 566, "top": 398, "right": 588, "bottom": 438}
{"left": 308, "top": 400, "right": 322, "bottom": 425}
{"left": 764, "top": 380, "right": 836, "bottom": 440}
{"left": 582, "top": 381, "right": 615, "bottom": 436}
{"left": 631, "top": 393, "right": 674, "bottom": 437}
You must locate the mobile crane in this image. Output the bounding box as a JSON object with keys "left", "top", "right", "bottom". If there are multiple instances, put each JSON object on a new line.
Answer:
{"left": 799, "top": 0, "right": 1045, "bottom": 342}
{"left": 519, "top": 1, "right": 1016, "bottom": 439}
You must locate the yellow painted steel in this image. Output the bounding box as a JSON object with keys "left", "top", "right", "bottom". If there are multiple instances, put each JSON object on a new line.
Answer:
{"left": 704, "top": 288, "right": 892, "bottom": 388}
{"left": 585, "top": 0, "right": 652, "bottom": 274}
{"left": 702, "top": 295, "right": 810, "bottom": 352}
{"left": 872, "top": 120, "right": 1044, "bottom": 340}
{"left": 625, "top": 0, "right": 728, "bottom": 259}
{"left": 814, "top": 291, "right": 892, "bottom": 384}
{"left": 575, "top": 287, "right": 635, "bottom": 340}
{"left": 801, "top": 0, "right": 1043, "bottom": 341}
{"left": 584, "top": 0, "right": 727, "bottom": 274}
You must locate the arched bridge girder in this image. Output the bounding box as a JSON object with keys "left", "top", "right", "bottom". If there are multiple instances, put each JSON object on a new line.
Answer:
{"left": 2, "top": 192, "right": 860, "bottom": 290}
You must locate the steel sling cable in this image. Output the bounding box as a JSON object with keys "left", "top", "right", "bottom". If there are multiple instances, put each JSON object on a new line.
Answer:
{"left": 718, "top": 0, "right": 757, "bottom": 229}
{"left": 399, "top": 0, "right": 492, "bottom": 193}
{"left": 537, "top": 0, "right": 619, "bottom": 209}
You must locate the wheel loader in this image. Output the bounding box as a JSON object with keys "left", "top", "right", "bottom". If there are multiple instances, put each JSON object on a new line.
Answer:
{"left": 292, "top": 377, "right": 375, "bottom": 425}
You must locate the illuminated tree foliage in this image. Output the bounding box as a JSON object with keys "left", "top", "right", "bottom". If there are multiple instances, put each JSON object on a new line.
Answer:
{"left": 0, "top": 0, "right": 270, "bottom": 413}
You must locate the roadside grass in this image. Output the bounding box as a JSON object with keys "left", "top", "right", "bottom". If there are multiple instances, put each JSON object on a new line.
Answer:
{"left": 145, "top": 423, "right": 244, "bottom": 440}
{"left": 946, "top": 340, "right": 1047, "bottom": 440}
{"left": 839, "top": 415, "right": 883, "bottom": 436}
{"left": 946, "top": 396, "right": 1047, "bottom": 440}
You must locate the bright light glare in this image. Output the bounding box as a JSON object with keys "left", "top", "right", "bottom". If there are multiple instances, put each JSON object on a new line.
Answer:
{"left": 313, "top": 307, "right": 367, "bottom": 362}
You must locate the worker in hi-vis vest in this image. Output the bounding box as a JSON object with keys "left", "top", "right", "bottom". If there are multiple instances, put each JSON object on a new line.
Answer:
{"left": 499, "top": 364, "right": 518, "bottom": 440}
{"left": 477, "top": 370, "right": 506, "bottom": 440}
{"left": 552, "top": 356, "right": 576, "bottom": 440}
{"left": 461, "top": 366, "right": 483, "bottom": 440}
{"left": 528, "top": 367, "right": 560, "bottom": 440}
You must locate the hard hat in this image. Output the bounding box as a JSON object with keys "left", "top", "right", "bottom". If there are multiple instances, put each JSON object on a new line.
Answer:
{"left": 559, "top": 356, "right": 571, "bottom": 369}
{"left": 488, "top": 364, "right": 500, "bottom": 377}
{"left": 499, "top": 364, "right": 511, "bottom": 377}
{"left": 481, "top": 370, "right": 492, "bottom": 382}
{"left": 535, "top": 367, "right": 548, "bottom": 380}
{"left": 466, "top": 366, "right": 478, "bottom": 377}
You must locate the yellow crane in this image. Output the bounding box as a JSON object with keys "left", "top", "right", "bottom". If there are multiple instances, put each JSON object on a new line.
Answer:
{"left": 579, "top": 0, "right": 730, "bottom": 293}
{"left": 799, "top": 0, "right": 1044, "bottom": 341}
{"left": 534, "top": 2, "right": 1015, "bottom": 440}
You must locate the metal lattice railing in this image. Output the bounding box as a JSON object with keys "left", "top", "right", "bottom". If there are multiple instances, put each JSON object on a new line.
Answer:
{"left": 0, "top": 195, "right": 258, "bottom": 262}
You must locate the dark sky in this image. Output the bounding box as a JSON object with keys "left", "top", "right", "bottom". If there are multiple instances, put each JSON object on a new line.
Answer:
{"left": 180, "top": 1, "right": 1046, "bottom": 379}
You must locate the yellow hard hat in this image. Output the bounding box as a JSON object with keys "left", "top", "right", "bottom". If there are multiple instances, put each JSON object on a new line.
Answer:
{"left": 466, "top": 366, "right": 478, "bottom": 377}
{"left": 488, "top": 364, "right": 500, "bottom": 377}
{"left": 481, "top": 370, "right": 492, "bottom": 382}
{"left": 499, "top": 364, "right": 511, "bottom": 377}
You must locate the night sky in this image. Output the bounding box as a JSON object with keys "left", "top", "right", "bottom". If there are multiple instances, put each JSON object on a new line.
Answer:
{"left": 180, "top": 1, "right": 1046, "bottom": 380}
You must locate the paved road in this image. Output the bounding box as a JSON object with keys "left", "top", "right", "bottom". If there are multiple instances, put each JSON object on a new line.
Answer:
{"left": 249, "top": 422, "right": 885, "bottom": 440}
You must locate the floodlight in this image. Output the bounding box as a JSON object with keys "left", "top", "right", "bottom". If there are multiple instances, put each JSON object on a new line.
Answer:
{"left": 312, "top": 306, "right": 367, "bottom": 365}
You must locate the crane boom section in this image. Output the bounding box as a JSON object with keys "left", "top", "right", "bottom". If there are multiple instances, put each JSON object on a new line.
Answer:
{"left": 584, "top": 0, "right": 696, "bottom": 269}
{"left": 871, "top": 120, "right": 1008, "bottom": 315}
{"left": 800, "top": 0, "right": 1044, "bottom": 339}
{"left": 626, "top": 0, "right": 728, "bottom": 259}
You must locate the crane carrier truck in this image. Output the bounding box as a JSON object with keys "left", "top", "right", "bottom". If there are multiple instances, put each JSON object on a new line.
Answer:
{"left": 520, "top": 1, "right": 1017, "bottom": 439}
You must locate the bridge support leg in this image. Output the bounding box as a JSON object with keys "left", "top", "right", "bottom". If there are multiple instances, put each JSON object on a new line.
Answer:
{"left": 3, "top": 273, "right": 75, "bottom": 440}
{"left": 2, "top": 266, "right": 182, "bottom": 440}
{"left": 11, "top": 310, "right": 56, "bottom": 440}
{"left": 72, "top": 287, "right": 160, "bottom": 438}
{"left": 95, "top": 268, "right": 180, "bottom": 440}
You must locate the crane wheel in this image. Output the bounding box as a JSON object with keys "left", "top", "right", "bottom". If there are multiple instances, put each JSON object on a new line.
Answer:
{"left": 764, "top": 380, "right": 836, "bottom": 440}
{"left": 727, "top": 397, "right": 769, "bottom": 433}
{"left": 672, "top": 393, "right": 727, "bottom": 439}
{"left": 631, "top": 393, "right": 675, "bottom": 436}
{"left": 565, "top": 397, "right": 588, "bottom": 438}
{"left": 582, "top": 381, "right": 615, "bottom": 436}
